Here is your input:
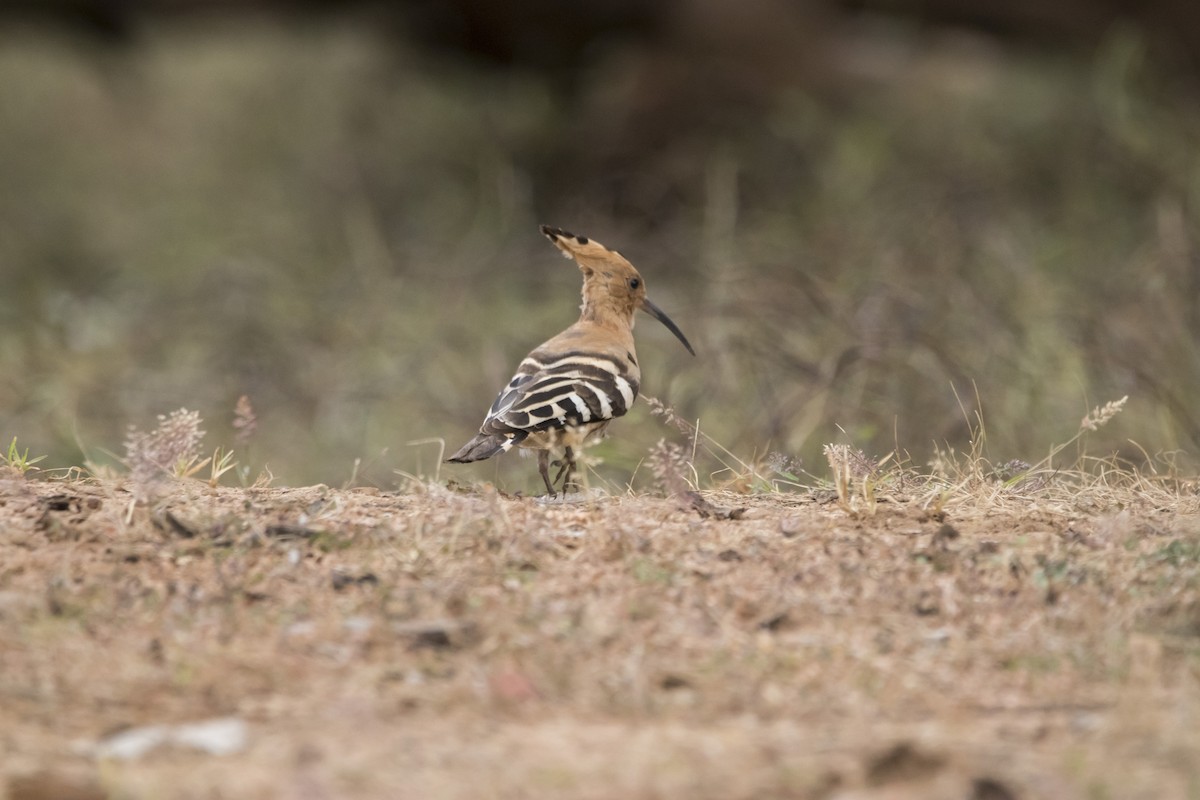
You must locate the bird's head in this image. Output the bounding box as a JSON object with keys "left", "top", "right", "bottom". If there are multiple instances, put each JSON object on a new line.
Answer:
{"left": 540, "top": 225, "right": 695, "bottom": 356}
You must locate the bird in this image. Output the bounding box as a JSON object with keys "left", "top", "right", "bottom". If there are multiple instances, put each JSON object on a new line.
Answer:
{"left": 447, "top": 225, "right": 695, "bottom": 495}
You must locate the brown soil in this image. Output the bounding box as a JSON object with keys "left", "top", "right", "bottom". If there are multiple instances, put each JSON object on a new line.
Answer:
{"left": 2, "top": 475, "right": 1198, "bottom": 799}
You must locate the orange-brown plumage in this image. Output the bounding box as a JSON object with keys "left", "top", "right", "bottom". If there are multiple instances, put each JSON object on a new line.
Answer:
{"left": 447, "top": 226, "right": 694, "bottom": 495}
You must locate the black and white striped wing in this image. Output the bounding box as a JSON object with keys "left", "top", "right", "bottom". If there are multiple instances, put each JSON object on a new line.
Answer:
{"left": 480, "top": 351, "right": 639, "bottom": 437}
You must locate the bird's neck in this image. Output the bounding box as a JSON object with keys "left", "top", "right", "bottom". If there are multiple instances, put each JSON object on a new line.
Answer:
{"left": 575, "top": 304, "right": 636, "bottom": 348}
{"left": 579, "top": 297, "right": 635, "bottom": 332}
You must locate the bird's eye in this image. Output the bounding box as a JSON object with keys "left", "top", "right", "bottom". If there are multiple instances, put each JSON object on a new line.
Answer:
{"left": 628, "top": 278, "right": 640, "bottom": 290}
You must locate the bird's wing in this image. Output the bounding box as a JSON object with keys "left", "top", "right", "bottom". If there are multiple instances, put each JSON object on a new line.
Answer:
{"left": 479, "top": 350, "right": 640, "bottom": 436}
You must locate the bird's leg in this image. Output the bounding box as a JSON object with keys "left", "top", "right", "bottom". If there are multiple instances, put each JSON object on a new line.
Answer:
{"left": 553, "top": 446, "right": 577, "bottom": 492}
{"left": 537, "top": 450, "right": 556, "bottom": 497}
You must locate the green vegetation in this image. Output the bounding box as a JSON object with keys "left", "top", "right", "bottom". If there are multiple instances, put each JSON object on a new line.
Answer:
{"left": 0, "top": 23, "right": 1197, "bottom": 495}
{"left": 2, "top": 437, "right": 47, "bottom": 475}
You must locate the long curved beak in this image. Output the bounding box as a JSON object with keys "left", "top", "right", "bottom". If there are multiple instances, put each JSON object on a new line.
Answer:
{"left": 641, "top": 297, "right": 696, "bottom": 356}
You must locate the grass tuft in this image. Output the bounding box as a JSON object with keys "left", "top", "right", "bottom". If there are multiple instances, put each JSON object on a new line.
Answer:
{"left": 2, "top": 437, "right": 47, "bottom": 476}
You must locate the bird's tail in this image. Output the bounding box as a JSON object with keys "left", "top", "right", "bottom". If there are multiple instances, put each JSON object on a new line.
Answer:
{"left": 446, "top": 432, "right": 525, "bottom": 463}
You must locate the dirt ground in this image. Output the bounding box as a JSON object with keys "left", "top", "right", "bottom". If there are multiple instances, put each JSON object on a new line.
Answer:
{"left": 1, "top": 472, "right": 1198, "bottom": 800}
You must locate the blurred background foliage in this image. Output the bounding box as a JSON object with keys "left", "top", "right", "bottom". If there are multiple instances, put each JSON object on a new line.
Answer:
{"left": 1, "top": 0, "right": 1198, "bottom": 489}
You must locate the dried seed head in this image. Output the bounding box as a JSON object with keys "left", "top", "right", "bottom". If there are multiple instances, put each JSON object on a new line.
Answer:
{"left": 1081, "top": 396, "right": 1128, "bottom": 432}
{"left": 649, "top": 439, "right": 691, "bottom": 496}
{"left": 643, "top": 395, "right": 697, "bottom": 452}
{"left": 766, "top": 451, "right": 802, "bottom": 477}
{"left": 233, "top": 395, "right": 257, "bottom": 446}
{"left": 994, "top": 459, "right": 1032, "bottom": 481}
{"left": 124, "top": 408, "right": 205, "bottom": 496}
{"left": 823, "top": 444, "right": 877, "bottom": 480}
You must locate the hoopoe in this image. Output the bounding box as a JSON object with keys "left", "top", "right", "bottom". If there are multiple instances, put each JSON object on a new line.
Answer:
{"left": 448, "top": 225, "right": 695, "bottom": 495}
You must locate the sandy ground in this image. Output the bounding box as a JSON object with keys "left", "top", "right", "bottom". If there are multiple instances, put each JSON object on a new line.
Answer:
{"left": 1, "top": 473, "right": 1198, "bottom": 799}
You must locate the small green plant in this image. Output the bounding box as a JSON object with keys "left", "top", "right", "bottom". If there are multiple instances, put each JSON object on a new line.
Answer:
{"left": 3, "top": 437, "right": 47, "bottom": 475}
{"left": 208, "top": 447, "right": 238, "bottom": 487}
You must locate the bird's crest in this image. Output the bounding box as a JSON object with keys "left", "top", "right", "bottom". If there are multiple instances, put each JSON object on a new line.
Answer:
{"left": 540, "top": 225, "right": 636, "bottom": 278}
{"left": 540, "top": 225, "right": 643, "bottom": 326}
{"left": 539, "top": 224, "right": 695, "bottom": 355}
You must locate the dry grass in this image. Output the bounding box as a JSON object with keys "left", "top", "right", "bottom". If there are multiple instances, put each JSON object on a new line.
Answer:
{"left": 2, "top": 462, "right": 1198, "bottom": 799}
